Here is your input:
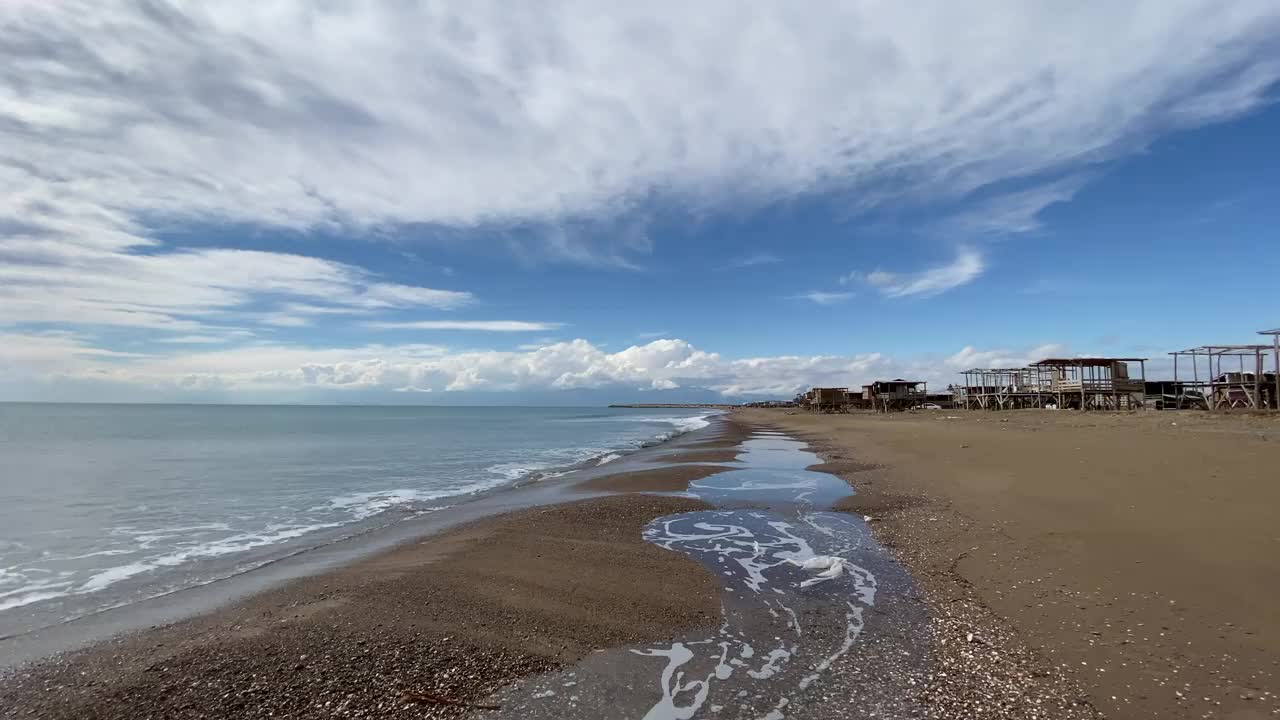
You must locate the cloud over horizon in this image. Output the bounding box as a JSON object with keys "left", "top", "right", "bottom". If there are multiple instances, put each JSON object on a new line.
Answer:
{"left": 0, "top": 332, "right": 1073, "bottom": 402}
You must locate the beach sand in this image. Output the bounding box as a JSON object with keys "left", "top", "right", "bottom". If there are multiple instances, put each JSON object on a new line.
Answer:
{"left": 737, "top": 407, "right": 1280, "bottom": 719}
{"left": 0, "top": 494, "right": 722, "bottom": 719}
{"left": 9, "top": 409, "right": 1274, "bottom": 719}
{"left": 575, "top": 463, "right": 735, "bottom": 492}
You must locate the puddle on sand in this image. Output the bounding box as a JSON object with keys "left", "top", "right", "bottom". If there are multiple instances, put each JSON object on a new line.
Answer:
{"left": 488, "top": 433, "right": 932, "bottom": 719}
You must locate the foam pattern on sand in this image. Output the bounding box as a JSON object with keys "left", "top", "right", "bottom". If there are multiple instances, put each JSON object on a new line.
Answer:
{"left": 488, "top": 432, "right": 930, "bottom": 719}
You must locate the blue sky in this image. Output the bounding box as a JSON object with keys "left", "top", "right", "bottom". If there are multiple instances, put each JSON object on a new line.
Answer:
{"left": 2, "top": 2, "right": 1279, "bottom": 403}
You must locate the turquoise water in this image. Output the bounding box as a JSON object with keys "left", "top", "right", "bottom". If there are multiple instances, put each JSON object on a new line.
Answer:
{"left": 0, "top": 404, "right": 713, "bottom": 632}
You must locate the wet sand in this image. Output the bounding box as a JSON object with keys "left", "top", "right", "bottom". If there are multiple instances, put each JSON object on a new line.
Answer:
{"left": 738, "top": 408, "right": 1280, "bottom": 719}
{"left": 485, "top": 416, "right": 938, "bottom": 719}
{"left": 0, "top": 494, "right": 721, "bottom": 719}
{"left": 576, "top": 464, "right": 735, "bottom": 492}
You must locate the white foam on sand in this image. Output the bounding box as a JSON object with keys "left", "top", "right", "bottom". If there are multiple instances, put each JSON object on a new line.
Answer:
{"left": 632, "top": 508, "right": 880, "bottom": 718}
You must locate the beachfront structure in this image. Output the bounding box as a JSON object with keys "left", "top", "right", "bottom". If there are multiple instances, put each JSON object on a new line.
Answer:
{"left": 868, "top": 379, "right": 927, "bottom": 412}
{"left": 1143, "top": 380, "right": 1202, "bottom": 410}
{"left": 1261, "top": 328, "right": 1280, "bottom": 410}
{"left": 921, "top": 390, "right": 956, "bottom": 409}
{"left": 956, "top": 367, "right": 1049, "bottom": 410}
{"left": 1170, "top": 344, "right": 1277, "bottom": 411}
{"left": 1029, "top": 357, "right": 1147, "bottom": 410}
{"left": 844, "top": 388, "right": 871, "bottom": 410}
{"left": 804, "top": 387, "right": 851, "bottom": 413}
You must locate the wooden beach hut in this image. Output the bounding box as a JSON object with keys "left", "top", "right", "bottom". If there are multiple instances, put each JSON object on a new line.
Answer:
{"left": 868, "top": 379, "right": 927, "bottom": 412}
{"left": 1030, "top": 357, "right": 1147, "bottom": 410}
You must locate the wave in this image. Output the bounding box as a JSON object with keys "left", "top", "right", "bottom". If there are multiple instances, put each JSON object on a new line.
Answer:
{"left": 0, "top": 410, "right": 723, "bottom": 621}
{"left": 327, "top": 488, "right": 465, "bottom": 521}
{"left": 0, "top": 520, "right": 350, "bottom": 612}
{"left": 484, "top": 412, "right": 718, "bottom": 483}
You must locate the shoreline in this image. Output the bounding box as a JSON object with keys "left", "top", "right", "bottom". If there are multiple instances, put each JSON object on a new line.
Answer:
{"left": 0, "top": 494, "right": 725, "bottom": 719}
{"left": 13, "top": 408, "right": 1273, "bottom": 717}
{"left": 1, "top": 420, "right": 761, "bottom": 717}
{"left": 737, "top": 407, "right": 1280, "bottom": 719}
{"left": 6, "top": 415, "right": 926, "bottom": 719}
{"left": 0, "top": 411, "right": 731, "bottom": 671}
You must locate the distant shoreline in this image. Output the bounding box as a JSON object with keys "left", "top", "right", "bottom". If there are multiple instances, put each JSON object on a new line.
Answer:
{"left": 608, "top": 402, "right": 734, "bottom": 408}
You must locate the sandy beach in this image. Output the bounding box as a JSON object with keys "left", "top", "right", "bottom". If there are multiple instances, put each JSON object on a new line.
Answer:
{"left": 4, "top": 410, "right": 1276, "bottom": 719}
{"left": 0, "top": 421, "right": 759, "bottom": 720}
{"left": 738, "top": 407, "right": 1280, "bottom": 719}
{"left": 0, "top": 493, "right": 722, "bottom": 719}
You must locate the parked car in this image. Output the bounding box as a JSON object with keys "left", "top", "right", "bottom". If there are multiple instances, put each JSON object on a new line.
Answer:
{"left": 916, "top": 403, "right": 942, "bottom": 410}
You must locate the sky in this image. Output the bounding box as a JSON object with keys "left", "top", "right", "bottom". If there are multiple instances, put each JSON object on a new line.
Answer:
{"left": 2, "top": 1, "right": 1279, "bottom": 404}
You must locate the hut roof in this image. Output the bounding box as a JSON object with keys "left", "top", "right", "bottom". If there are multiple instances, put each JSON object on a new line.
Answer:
{"left": 1031, "top": 357, "right": 1146, "bottom": 367}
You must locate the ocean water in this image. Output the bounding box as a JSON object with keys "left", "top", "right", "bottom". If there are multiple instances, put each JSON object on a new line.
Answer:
{"left": 0, "top": 403, "right": 713, "bottom": 633}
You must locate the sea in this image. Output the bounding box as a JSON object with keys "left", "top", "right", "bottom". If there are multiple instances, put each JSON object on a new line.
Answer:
{"left": 0, "top": 403, "right": 715, "bottom": 638}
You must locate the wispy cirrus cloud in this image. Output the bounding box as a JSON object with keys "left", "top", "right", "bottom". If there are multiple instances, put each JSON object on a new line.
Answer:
{"left": 942, "top": 176, "right": 1091, "bottom": 236}
{"left": 154, "top": 335, "right": 243, "bottom": 345}
{"left": 366, "top": 320, "right": 562, "bottom": 332}
{"left": 0, "top": 246, "right": 473, "bottom": 332}
{"left": 4, "top": 1, "right": 1279, "bottom": 278}
{"left": 721, "top": 252, "right": 783, "bottom": 270}
{"left": 844, "top": 247, "right": 985, "bottom": 299}
{"left": 943, "top": 343, "right": 1070, "bottom": 370}
{"left": 793, "top": 290, "right": 855, "bottom": 305}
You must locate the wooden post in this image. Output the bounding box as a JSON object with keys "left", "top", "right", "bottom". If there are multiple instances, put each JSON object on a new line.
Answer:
{"left": 1274, "top": 333, "right": 1279, "bottom": 411}
{"left": 1206, "top": 348, "right": 1214, "bottom": 411}
{"left": 1255, "top": 350, "right": 1263, "bottom": 410}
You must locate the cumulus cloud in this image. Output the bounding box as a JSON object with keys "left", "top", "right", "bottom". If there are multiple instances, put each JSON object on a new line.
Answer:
{"left": 849, "top": 247, "right": 986, "bottom": 299}
{"left": 0, "top": 334, "right": 938, "bottom": 399}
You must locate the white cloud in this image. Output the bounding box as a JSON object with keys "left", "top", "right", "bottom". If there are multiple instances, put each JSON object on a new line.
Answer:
{"left": 155, "top": 335, "right": 235, "bottom": 344}
{"left": 0, "top": 244, "right": 474, "bottom": 332}
{"left": 366, "top": 320, "right": 562, "bottom": 332}
{"left": 943, "top": 176, "right": 1090, "bottom": 236}
{"left": 943, "top": 344, "right": 1070, "bottom": 371}
{"left": 855, "top": 247, "right": 986, "bottom": 298}
{"left": 4, "top": 2, "right": 1278, "bottom": 373}
{"left": 794, "top": 290, "right": 855, "bottom": 305}
{"left": 722, "top": 253, "right": 783, "bottom": 270}
{"left": 3, "top": 1, "right": 1279, "bottom": 268}
{"left": 0, "top": 334, "right": 1010, "bottom": 399}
